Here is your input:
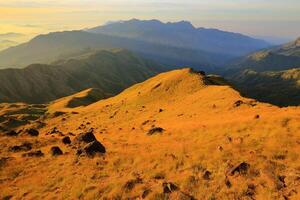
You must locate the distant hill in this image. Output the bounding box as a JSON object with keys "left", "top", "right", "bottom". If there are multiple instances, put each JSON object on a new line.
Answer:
{"left": 0, "top": 49, "right": 164, "bottom": 103}
{"left": 230, "top": 37, "right": 300, "bottom": 71}
{"left": 227, "top": 68, "right": 300, "bottom": 106}
{"left": 88, "top": 19, "right": 269, "bottom": 57}
{"left": 0, "top": 30, "right": 230, "bottom": 70}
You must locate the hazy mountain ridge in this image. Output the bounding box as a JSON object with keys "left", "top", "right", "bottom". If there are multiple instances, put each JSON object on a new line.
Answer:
{"left": 0, "top": 49, "right": 164, "bottom": 103}
{"left": 88, "top": 19, "right": 270, "bottom": 57}
{"left": 0, "top": 30, "right": 230, "bottom": 70}
{"left": 0, "top": 19, "right": 270, "bottom": 70}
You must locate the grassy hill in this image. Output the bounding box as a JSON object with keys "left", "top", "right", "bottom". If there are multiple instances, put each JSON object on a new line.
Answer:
{"left": 230, "top": 37, "right": 300, "bottom": 71}
{"left": 1, "top": 68, "right": 300, "bottom": 199}
{"left": 227, "top": 68, "right": 300, "bottom": 107}
{"left": 0, "top": 49, "right": 164, "bottom": 103}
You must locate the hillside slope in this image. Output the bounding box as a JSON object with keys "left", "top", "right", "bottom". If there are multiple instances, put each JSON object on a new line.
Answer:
{"left": 230, "top": 37, "right": 300, "bottom": 71}
{"left": 227, "top": 68, "right": 300, "bottom": 106}
{"left": 0, "top": 49, "right": 163, "bottom": 103}
{"left": 1, "top": 68, "right": 300, "bottom": 200}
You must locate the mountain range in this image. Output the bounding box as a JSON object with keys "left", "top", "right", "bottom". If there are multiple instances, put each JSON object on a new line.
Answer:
{"left": 88, "top": 19, "right": 269, "bottom": 57}
{"left": 0, "top": 19, "right": 270, "bottom": 70}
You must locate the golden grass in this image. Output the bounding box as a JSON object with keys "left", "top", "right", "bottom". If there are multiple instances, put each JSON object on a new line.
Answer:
{"left": 1, "top": 68, "right": 300, "bottom": 199}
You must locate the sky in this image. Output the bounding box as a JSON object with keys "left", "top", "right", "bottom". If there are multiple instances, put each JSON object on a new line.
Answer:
{"left": 0, "top": 0, "right": 300, "bottom": 46}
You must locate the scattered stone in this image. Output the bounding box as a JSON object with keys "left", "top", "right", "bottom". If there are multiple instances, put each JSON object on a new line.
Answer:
{"left": 254, "top": 115, "right": 260, "bottom": 119}
{"left": 225, "top": 178, "right": 231, "bottom": 188}
{"left": 159, "top": 109, "right": 164, "bottom": 113}
{"left": 142, "top": 120, "right": 150, "bottom": 125}
{"left": 2, "top": 195, "right": 13, "bottom": 200}
{"left": 123, "top": 178, "right": 143, "bottom": 192}
{"left": 6, "top": 130, "right": 19, "bottom": 136}
{"left": 245, "top": 184, "right": 256, "bottom": 197}
{"left": 147, "top": 127, "right": 164, "bottom": 135}
{"left": 276, "top": 175, "right": 286, "bottom": 190}
{"left": 218, "top": 146, "right": 223, "bottom": 151}
{"left": 62, "top": 136, "right": 71, "bottom": 144}
{"left": 162, "top": 182, "right": 179, "bottom": 193}
{"left": 229, "top": 162, "right": 250, "bottom": 176}
{"left": 68, "top": 132, "right": 75, "bottom": 136}
{"left": 83, "top": 141, "right": 106, "bottom": 156}
{"left": 9, "top": 142, "right": 32, "bottom": 152}
{"left": 76, "top": 131, "right": 96, "bottom": 143}
{"left": 27, "top": 128, "right": 39, "bottom": 136}
{"left": 0, "top": 157, "right": 12, "bottom": 169}
{"left": 142, "top": 189, "right": 152, "bottom": 199}
{"left": 53, "top": 111, "right": 66, "bottom": 117}
{"left": 203, "top": 170, "right": 212, "bottom": 180}
{"left": 50, "top": 146, "right": 63, "bottom": 156}
{"left": 233, "top": 100, "right": 244, "bottom": 107}
{"left": 22, "top": 150, "right": 44, "bottom": 157}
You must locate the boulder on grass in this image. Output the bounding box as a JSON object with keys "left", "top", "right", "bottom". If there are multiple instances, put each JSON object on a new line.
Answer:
{"left": 83, "top": 141, "right": 106, "bottom": 157}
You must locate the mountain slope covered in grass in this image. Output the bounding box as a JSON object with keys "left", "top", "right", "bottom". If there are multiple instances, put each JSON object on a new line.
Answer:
{"left": 230, "top": 37, "right": 300, "bottom": 71}
{"left": 1, "top": 68, "right": 300, "bottom": 199}
{"left": 0, "top": 49, "right": 164, "bottom": 103}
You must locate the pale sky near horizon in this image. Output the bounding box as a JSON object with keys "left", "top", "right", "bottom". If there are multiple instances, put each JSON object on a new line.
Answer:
{"left": 0, "top": 0, "right": 300, "bottom": 43}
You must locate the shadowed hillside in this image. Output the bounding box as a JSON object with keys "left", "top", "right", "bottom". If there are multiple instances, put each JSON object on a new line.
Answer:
{"left": 228, "top": 68, "right": 300, "bottom": 107}
{"left": 0, "top": 49, "right": 164, "bottom": 103}
{"left": 1, "top": 68, "right": 300, "bottom": 199}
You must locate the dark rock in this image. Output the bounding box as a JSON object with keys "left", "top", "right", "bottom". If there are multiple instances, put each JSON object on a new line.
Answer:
{"left": 147, "top": 127, "right": 164, "bottom": 135}
{"left": 225, "top": 178, "right": 231, "bottom": 188}
{"left": 229, "top": 162, "right": 250, "bottom": 176}
{"left": 159, "top": 109, "right": 164, "bottom": 113}
{"left": 6, "top": 130, "right": 18, "bottom": 136}
{"left": 276, "top": 175, "right": 286, "bottom": 190}
{"left": 203, "top": 170, "right": 212, "bottom": 180}
{"left": 76, "top": 131, "right": 96, "bottom": 143}
{"left": 254, "top": 115, "right": 260, "bottom": 119}
{"left": 234, "top": 100, "right": 244, "bottom": 107}
{"left": 162, "top": 182, "right": 178, "bottom": 193}
{"left": 22, "top": 150, "right": 44, "bottom": 157}
{"left": 62, "top": 136, "right": 71, "bottom": 144}
{"left": 142, "top": 189, "right": 152, "bottom": 199}
{"left": 50, "top": 146, "right": 63, "bottom": 156}
{"left": 9, "top": 142, "right": 32, "bottom": 152}
{"left": 2, "top": 195, "right": 13, "bottom": 200}
{"left": 245, "top": 184, "right": 256, "bottom": 197}
{"left": 84, "top": 141, "right": 106, "bottom": 156}
{"left": 123, "top": 178, "right": 143, "bottom": 192}
{"left": 27, "top": 128, "right": 39, "bottom": 136}
{"left": 0, "top": 157, "right": 12, "bottom": 169}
